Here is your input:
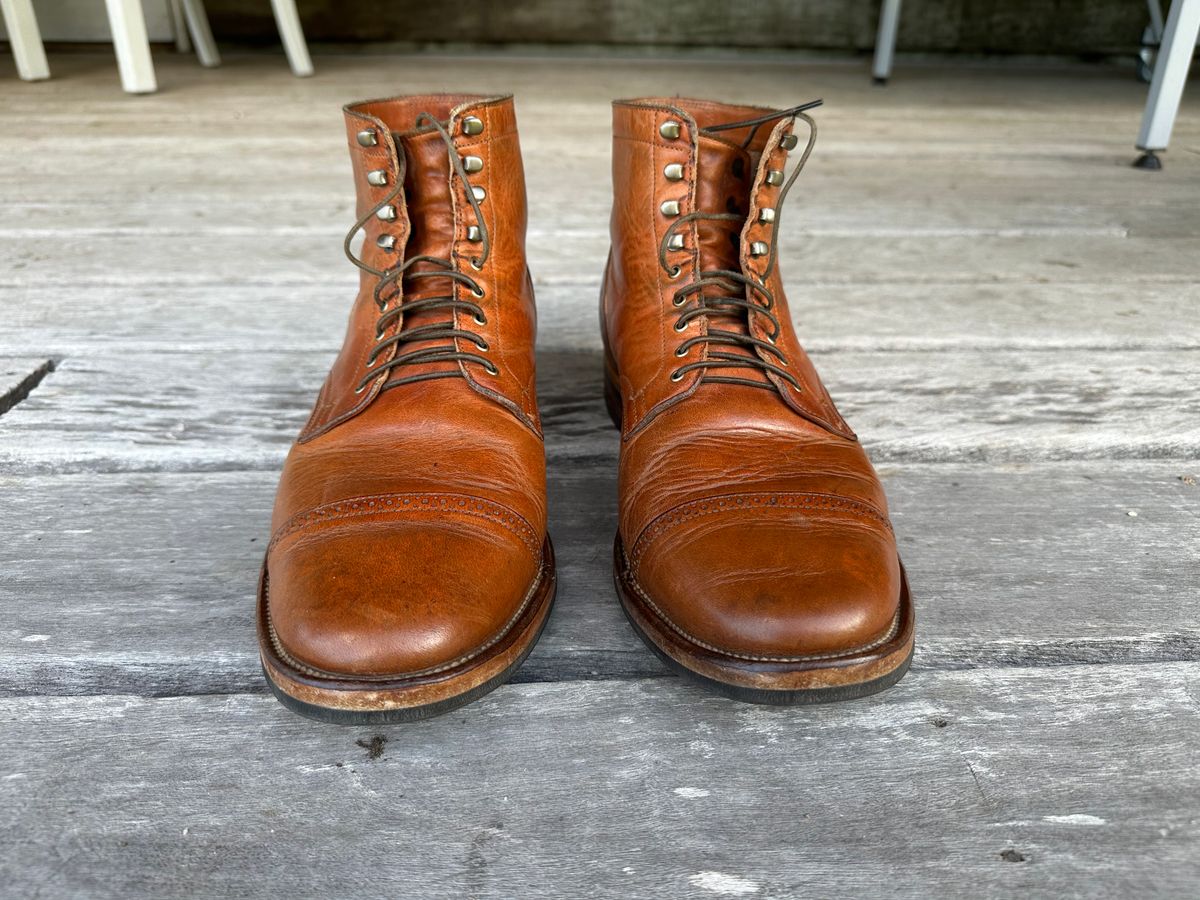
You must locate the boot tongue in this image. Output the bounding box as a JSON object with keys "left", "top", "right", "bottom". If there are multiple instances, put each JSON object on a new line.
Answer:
{"left": 396, "top": 129, "right": 456, "bottom": 279}
{"left": 694, "top": 134, "right": 752, "bottom": 273}
{"left": 384, "top": 128, "right": 461, "bottom": 376}
{"left": 691, "top": 134, "right": 770, "bottom": 385}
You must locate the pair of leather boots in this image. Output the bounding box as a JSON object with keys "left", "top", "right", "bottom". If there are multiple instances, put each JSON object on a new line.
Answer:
{"left": 258, "top": 93, "right": 915, "bottom": 724}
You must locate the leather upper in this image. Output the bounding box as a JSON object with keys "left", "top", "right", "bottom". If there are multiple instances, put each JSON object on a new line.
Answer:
{"left": 603, "top": 98, "right": 901, "bottom": 660}
{"left": 266, "top": 95, "right": 546, "bottom": 679}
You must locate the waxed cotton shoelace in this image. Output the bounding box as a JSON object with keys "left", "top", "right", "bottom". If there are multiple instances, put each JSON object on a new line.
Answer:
{"left": 658, "top": 100, "right": 822, "bottom": 391}
{"left": 343, "top": 112, "right": 496, "bottom": 395}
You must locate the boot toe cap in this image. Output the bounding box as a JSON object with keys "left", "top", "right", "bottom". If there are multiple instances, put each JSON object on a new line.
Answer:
{"left": 630, "top": 497, "right": 901, "bottom": 661}
{"left": 264, "top": 499, "right": 543, "bottom": 679}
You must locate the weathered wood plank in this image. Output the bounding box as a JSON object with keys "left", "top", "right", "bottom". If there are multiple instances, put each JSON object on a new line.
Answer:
{"left": 1, "top": 60, "right": 1197, "bottom": 260}
{"left": 1, "top": 665, "right": 1198, "bottom": 898}
{"left": 3, "top": 53, "right": 1197, "bottom": 135}
{"left": 4, "top": 152, "right": 1194, "bottom": 237}
{"left": 5, "top": 232, "right": 1200, "bottom": 289}
{"left": 2, "top": 282, "right": 1199, "bottom": 358}
{"left": 0, "top": 50, "right": 1196, "bottom": 900}
{"left": 2, "top": 128, "right": 1193, "bottom": 172}
{"left": 5, "top": 139, "right": 1193, "bottom": 175}
{"left": 0, "top": 196, "right": 1139, "bottom": 239}
{"left": 5, "top": 281, "right": 1197, "bottom": 359}
{"left": 2, "top": 232, "right": 1200, "bottom": 289}
{"left": 0, "top": 348, "right": 1194, "bottom": 473}
{"left": 1, "top": 463, "right": 1195, "bottom": 697}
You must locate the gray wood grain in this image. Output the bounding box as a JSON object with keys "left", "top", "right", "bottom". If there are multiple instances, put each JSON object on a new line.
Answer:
{"left": 7, "top": 232, "right": 1200, "bottom": 291}
{"left": 1, "top": 665, "right": 1198, "bottom": 899}
{"left": 2, "top": 64, "right": 1197, "bottom": 296}
{"left": 3, "top": 280, "right": 1198, "bottom": 360}
{"left": 0, "top": 51, "right": 1199, "bottom": 900}
{"left": 0, "top": 347, "right": 1194, "bottom": 474}
{"left": 7, "top": 152, "right": 1195, "bottom": 237}
{"left": 2, "top": 56, "right": 1195, "bottom": 147}
{"left": 1, "top": 463, "right": 1195, "bottom": 697}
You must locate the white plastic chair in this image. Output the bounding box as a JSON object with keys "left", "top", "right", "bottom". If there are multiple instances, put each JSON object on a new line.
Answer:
{"left": 0, "top": 0, "right": 48, "bottom": 80}
{"left": 871, "top": 0, "right": 901, "bottom": 86}
{"left": 167, "top": 0, "right": 313, "bottom": 78}
{"left": 1, "top": 0, "right": 313, "bottom": 94}
{"left": 1135, "top": 0, "right": 1200, "bottom": 167}
{"left": 870, "top": 0, "right": 1200, "bottom": 169}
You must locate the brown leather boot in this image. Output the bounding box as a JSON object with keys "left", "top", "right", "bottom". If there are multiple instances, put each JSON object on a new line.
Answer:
{"left": 258, "top": 95, "right": 555, "bottom": 723}
{"left": 602, "top": 97, "right": 913, "bottom": 703}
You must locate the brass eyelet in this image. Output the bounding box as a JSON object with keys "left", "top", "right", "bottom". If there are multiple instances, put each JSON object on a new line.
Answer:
{"left": 476, "top": 340, "right": 490, "bottom": 352}
{"left": 669, "top": 369, "right": 685, "bottom": 382}
{"left": 668, "top": 266, "right": 682, "bottom": 280}
{"left": 471, "top": 287, "right": 485, "bottom": 299}
{"left": 672, "top": 294, "right": 686, "bottom": 307}
{"left": 673, "top": 319, "right": 687, "bottom": 332}
{"left": 675, "top": 345, "right": 687, "bottom": 357}
{"left": 484, "top": 362, "right": 499, "bottom": 376}
{"left": 470, "top": 257, "right": 485, "bottom": 271}
{"left": 473, "top": 313, "right": 488, "bottom": 326}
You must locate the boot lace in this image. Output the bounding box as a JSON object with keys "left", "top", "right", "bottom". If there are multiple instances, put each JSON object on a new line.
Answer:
{"left": 659, "top": 100, "right": 821, "bottom": 391}
{"left": 343, "top": 112, "right": 495, "bottom": 395}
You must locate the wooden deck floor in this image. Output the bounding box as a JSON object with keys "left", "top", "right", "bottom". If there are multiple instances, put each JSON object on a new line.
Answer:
{"left": 1, "top": 50, "right": 1198, "bottom": 898}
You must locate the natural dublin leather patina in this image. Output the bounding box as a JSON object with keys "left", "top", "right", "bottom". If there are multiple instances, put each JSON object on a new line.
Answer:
{"left": 602, "top": 97, "right": 914, "bottom": 702}
{"left": 259, "top": 94, "right": 555, "bottom": 723}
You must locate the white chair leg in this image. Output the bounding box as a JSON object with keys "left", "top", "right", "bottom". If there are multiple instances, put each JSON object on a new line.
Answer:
{"left": 270, "top": 0, "right": 313, "bottom": 77}
{"left": 0, "top": 0, "right": 50, "bottom": 81}
{"left": 1147, "top": 0, "right": 1166, "bottom": 38}
{"left": 872, "top": 0, "right": 902, "bottom": 84}
{"left": 103, "top": 0, "right": 157, "bottom": 93}
{"left": 1135, "top": 0, "right": 1200, "bottom": 167}
{"left": 168, "top": 0, "right": 191, "bottom": 53}
{"left": 180, "top": 0, "right": 220, "bottom": 67}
